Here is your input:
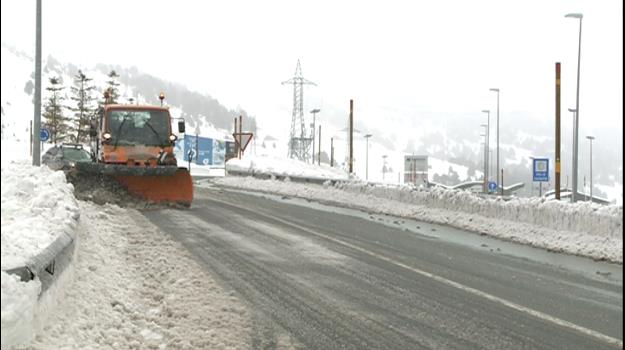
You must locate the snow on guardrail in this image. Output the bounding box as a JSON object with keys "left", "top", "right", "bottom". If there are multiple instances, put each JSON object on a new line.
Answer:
{"left": 1, "top": 160, "right": 80, "bottom": 348}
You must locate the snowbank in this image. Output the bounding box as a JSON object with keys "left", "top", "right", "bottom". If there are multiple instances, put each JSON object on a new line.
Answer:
{"left": 26, "top": 202, "right": 252, "bottom": 349}
{"left": 214, "top": 176, "right": 623, "bottom": 263}
{"left": 1, "top": 271, "right": 41, "bottom": 348}
{"left": 1, "top": 160, "right": 80, "bottom": 270}
{"left": 1, "top": 160, "right": 80, "bottom": 349}
{"left": 334, "top": 182, "right": 622, "bottom": 239}
{"left": 226, "top": 154, "right": 350, "bottom": 181}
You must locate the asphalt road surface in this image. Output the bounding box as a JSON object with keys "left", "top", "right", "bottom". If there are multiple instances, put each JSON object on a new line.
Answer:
{"left": 142, "top": 183, "right": 623, "bottom": 350}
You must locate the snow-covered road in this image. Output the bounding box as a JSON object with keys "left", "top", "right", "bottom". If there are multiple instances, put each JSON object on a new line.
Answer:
{"left": 141, "top": 185, "right": 622, "bottom": 349}
{"left": 2, "top": 149, "right": 622, "bottom": 349}
{"left": 212, "top": 175, "right": 623, "bottom": 263}
{"left": 25, "top": 201, "right": 252, "bottom": 349}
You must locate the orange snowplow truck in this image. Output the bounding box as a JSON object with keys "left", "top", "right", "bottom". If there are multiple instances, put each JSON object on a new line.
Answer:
{"left": 79, "top": 95, "right": 193, "bottom": 207}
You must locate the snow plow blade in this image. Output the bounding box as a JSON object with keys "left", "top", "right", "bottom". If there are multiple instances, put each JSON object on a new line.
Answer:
{"left": 74, "top": 163, "right": 193, "bottom": 207}
{"left": 114, "top": 168, "right": 193, "bottom": 207}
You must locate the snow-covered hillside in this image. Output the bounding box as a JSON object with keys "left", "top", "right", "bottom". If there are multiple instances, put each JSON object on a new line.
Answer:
{"left": 0, "top": 44, "right": 233, "bottom": 147}
{"left": 2, "top": 42, "right": 621, "bottom": 203}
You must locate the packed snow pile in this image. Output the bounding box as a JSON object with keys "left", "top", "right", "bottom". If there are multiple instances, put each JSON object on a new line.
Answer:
{"left": 25, "top": 202, "right": 252, "bottom": 349}
{"left": 1, "top": 160, "right": 80, "bottom": 270}
{"left": 1, "top": 270, "right": 41, "bottom": 349}
{"left": 333, "top": 181, "right": 623, "bottom": 239}
{"left": 1, "top": 160, "right": 79, "bottom": 349}
{"left": 214, "top": 176, "right": 623, "bottom": 263}
{"left": 226, "top": 154, "right": 350, "bottom": 181}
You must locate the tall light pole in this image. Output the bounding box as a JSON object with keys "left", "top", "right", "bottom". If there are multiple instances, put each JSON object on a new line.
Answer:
{"left": 480, "top": 125, "right": 488, "bottom": 193}
{"left": 530, "top": 156, "right": 535, "bottom": 197}
{"left": 489, "top": 88, "right": 500, "bottom": 194}
{"left": 586, "top": 135, "right": 594, "bottom": 202}
{"left": 566, "top": 12, "right": 583, "bottom": 202}
{"left": 382, "top": 154, "right": 388, "bottom": 181}
{"left": 364, "top": 134, "right": 372, "bottom": 180}
{"left": 568, "top": 108, "right": 578, "bottom": 202}
{"left": 481, "top": 109, "right": 490, "bottom": 182}
{"left": 310, "top": 109, "right": 320, "bottom": 164}
{"left": 33, "top": 0, "right": 42, "bottom": 166}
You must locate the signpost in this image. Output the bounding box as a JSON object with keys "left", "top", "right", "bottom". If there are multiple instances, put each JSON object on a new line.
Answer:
{"left": 40, "top": 128, "right": 49, "bottom": 142}
{"left": 182, "top": 135, "right": 227, "bottom": 166}
{"left": 404, "top": 155, "right": 428, "bottom": 186}
{"left": 39, "top": 128, "right": 49, "bottom": 155}
{"left": 232, "top": 115, "right": 253, "bottom": 159}
{"left": 488, "top": 181, "right": 497, "bottom": 193}
{"left": 532, "top": 157, "right": 549, "bottom": 197}
{"left": 225, "top": 141, "right": 238, "bottom": 161}
{"left": 232, "top": 132, "right": 254, "bottom": 156}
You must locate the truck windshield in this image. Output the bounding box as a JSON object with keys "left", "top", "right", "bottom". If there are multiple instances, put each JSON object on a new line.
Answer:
{"left": 107, "top": 110, "right": 170, "bottom": 146}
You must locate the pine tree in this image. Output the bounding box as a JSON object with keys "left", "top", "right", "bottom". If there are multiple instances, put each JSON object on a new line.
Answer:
{"left": 105, "top": 70, "right": 120, "bottom": 104}
{"left": 43, "top": 77, "right": 73, "bottom": 144}
{"left": 69, "top": 70, "right": 96, "bottom": 143}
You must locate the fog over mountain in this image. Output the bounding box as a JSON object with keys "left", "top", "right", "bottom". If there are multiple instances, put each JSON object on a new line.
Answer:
{"left": 1, "top": 42, "right": 622, "bottom": 202}
{"left": 2, "top": 44, "right": 257, "bottom": 138}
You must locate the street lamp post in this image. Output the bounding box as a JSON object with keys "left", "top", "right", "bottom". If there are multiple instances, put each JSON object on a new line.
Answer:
{"left": 586, "top": 135, "right": 595, "bottom": 202}
{"left": 481, "top": 109, "right": 490, "bottom": 186}
{"left": 565, "top": 12, "right": 583, "bottom": 202}
{"left": 480, "top": 125, "right": 488, "bottom": 193}
{"left": 310, "top": 109, "right": 320, "bottom": 164}
{"left": 33, "top": 0, "right": 42, "bottom": 166}
{"left": 364, "top": 134, "right": 372, "bottom": 181}
{"left": 568, "top": 108, "right": 577, "bottom": 202}
{"left": 382, "top": 155, "right": 388, "bottom": 181}
{"left": 489, "top": 88, "right": 500, "bottom": 194}
{"left": 529, "top": 156, "right": 543, "bottom": 197}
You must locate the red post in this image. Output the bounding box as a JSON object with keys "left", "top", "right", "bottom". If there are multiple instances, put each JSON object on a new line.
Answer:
{"left": 555, "top": 62, "right": 561, "bottom": 200}
{"left": 239, "top": 115, "right": 243, "bottom": 159}
{"left": 349, "top": 100, "right": 353, "bottom": 173}
{"left": 318, "top": 125, "right": 321, "bottom": 165}
{"left": 501, "top": 169, "right": 504, "bottom": 196}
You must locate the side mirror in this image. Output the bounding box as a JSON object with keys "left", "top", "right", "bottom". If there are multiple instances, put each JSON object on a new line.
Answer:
{"left": 178, "top": 121, "right": 185, "bottom": 133}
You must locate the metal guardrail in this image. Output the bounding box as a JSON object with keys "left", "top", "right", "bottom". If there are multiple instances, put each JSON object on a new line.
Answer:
{"left": 543, "top": 188, "right": 612, "bottom": 205}
{"left": 2, "top": 226, "right": 77, "bottom": 297}
{"left": 226, "top": 169, "right": 346, "bottom": 185}
{"left": 226, "top": 170, "right": 526, "bottom": 202}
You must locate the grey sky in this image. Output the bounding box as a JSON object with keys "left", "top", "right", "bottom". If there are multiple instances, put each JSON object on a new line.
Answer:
{"left": 1, "top": 0, "right": 622, "bottom": 141}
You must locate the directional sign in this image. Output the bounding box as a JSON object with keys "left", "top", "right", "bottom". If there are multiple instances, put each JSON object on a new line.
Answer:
{"left": 225, "top": 141, "right": 238, "bottom": 161}
{"left": 533, "top": 158, "right": 549, "bottom": 182}
{"left": 233, "top": 132, "right": 254, "bottom": 152}
{"left": 488, "top": 181, "right": 497, "bottom": 192}
{"left": 40, "top": 128, "right": 50, "bottom": 142}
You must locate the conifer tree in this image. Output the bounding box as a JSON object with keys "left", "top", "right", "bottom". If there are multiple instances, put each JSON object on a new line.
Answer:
{"left": 69, "top": 70, "right": 96, "bottom": 143}
{"left": 43, "top": 77, "right": 72, "bottom": 144}
{"left": 105, "top": 70, "right": 120, "bottom": 104}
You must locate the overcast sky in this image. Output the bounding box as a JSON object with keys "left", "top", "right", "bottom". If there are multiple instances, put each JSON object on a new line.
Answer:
{"left": 1, "top": 0, "right": 622, "bottom": 142}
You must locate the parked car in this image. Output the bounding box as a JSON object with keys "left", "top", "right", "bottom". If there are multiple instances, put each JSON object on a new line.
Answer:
{"left": 42, "top": 143, "right": 92, "bottom": 171}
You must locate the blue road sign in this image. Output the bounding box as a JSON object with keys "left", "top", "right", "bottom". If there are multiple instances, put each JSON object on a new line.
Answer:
{"left": 40, "top": 128, "right": 50, "bottom": 142}
{"left": 533, "top": 158, "right": 549, "bottom": 182}
{"left": 182, "top": 134, "right": 227, "bottom": 166}
{"left": 488, "top": 181, "right": 497, "bottom": 191}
